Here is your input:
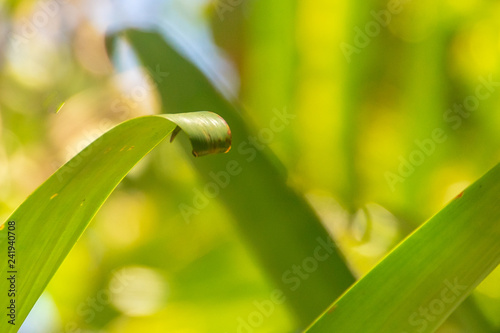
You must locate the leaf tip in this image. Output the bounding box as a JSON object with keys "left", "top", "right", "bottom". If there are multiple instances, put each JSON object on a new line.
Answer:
{"left": 169, "top": 126, "right": 182, "bottom": 143}
{"left": 166, "top": 112, "right": 232, "bottom": 158}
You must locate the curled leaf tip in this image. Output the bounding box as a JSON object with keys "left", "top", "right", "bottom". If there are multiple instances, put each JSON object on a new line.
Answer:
{"left": 165, "top": 111, "right": 232, "bottom": 157}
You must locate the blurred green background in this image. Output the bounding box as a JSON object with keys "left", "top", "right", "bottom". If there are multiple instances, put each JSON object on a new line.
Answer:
{"left": 1, "top": 0, "right": 500, "bottom": 332}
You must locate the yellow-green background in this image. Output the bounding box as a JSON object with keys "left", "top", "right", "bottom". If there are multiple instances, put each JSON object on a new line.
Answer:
{"left": 0, "top": 0, "right": 499, "bottom": 332}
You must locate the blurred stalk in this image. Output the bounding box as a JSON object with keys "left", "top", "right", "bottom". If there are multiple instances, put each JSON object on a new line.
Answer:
{"left": 338, "top": 0, "right": 382, "bottom": 213}
{"left": 241, "top": 0, "right": 297, "bottom": 165}
{"left": 400, "top": 18, "right": 447, "bottom": 223}
{"left": 293, "top": 0, "right": 356, "bottom": 211}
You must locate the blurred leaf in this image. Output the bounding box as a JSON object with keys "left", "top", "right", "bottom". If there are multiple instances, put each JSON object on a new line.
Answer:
{"left": 306, "top": 163, "right": 500, "bottom": 333}
{"left": 109, "top": 29, "right": 356, "bottom": 327}
{"left": 0, "top": 111, "right": 231, "bottom": 332}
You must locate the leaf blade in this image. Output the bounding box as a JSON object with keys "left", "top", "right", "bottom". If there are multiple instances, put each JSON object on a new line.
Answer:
{"left": 0, "top": 111, "right": 231, "bottom": 332}
{"left": 305, "top": 163, "right": 500, "bottom": 333}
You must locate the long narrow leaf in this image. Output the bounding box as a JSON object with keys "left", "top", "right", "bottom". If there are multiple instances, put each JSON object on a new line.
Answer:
{"left": 0, "top": 112, "right": 231, "bottom": 332}
{"left": 306, "top": 163, "right": 500, "bottom": 333}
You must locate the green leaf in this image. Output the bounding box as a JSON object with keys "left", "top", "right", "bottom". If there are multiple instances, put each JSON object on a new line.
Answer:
{"left": 112, "top": 28, "right": 356, "bottom": 327}
{"left": 0, "top": 111, "right": 231, "bottom": 332}
{"left": 305, "top": 163, "right": 500, "bottom": 333}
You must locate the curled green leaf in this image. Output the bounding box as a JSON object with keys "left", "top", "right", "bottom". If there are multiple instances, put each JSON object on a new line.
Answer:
{"left": 166, "top": 112, "right": 231, "bottom": 157}
{"left": 0, "top": 111, "right": 231, "bottom": 332}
